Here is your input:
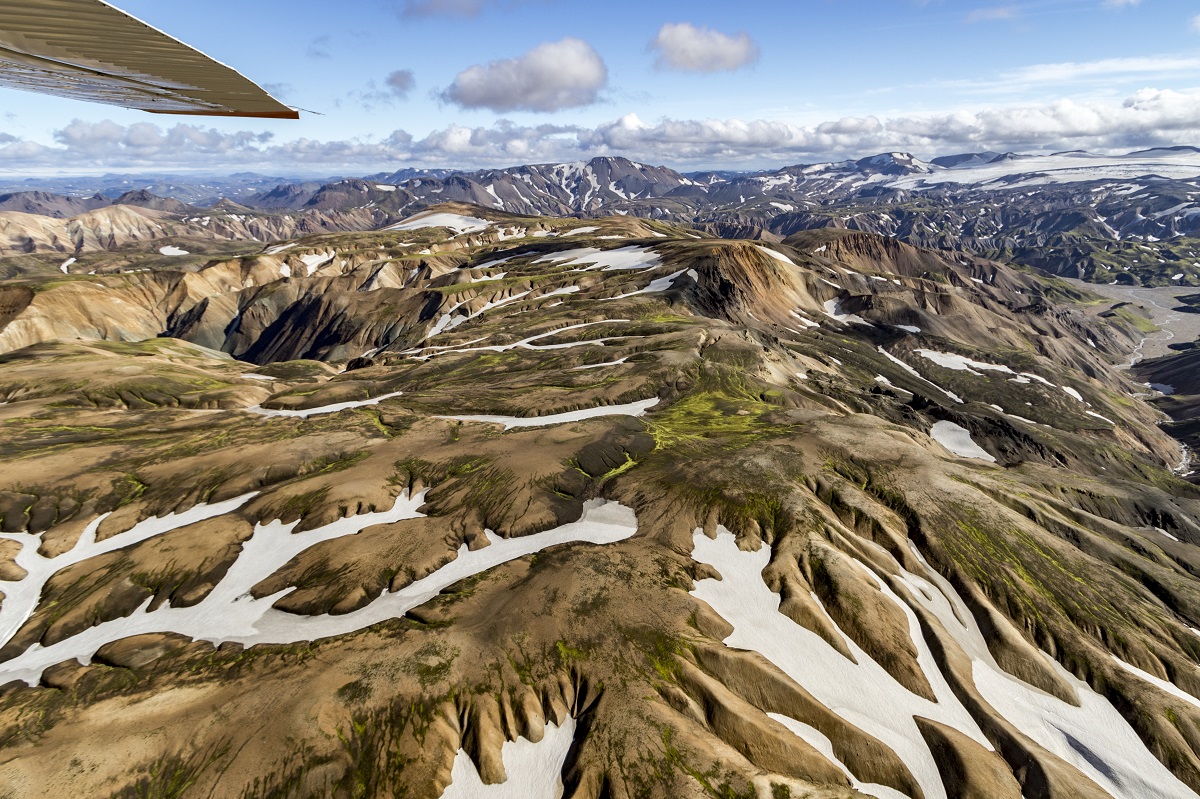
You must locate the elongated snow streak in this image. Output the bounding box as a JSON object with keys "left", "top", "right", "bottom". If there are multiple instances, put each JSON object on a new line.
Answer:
{"left": 606, "top": 269, "right": 688, "bottom": 300}
{"left": 0, "top": 494, "right": 258, "bottom": 653}
{"left": 876, "top": 347, "right": 964, "bottom": 404}
{"left": 440, "top": 719, "right": 576, "bottom": 799}
{"left": 690, "top": 527, "right": 987, "bottom": 799}
{"left": 404, "top": 321, "right": 631, "bottom": 360}
{"left": 571, "top": 357, "right": 628, "bottom": 370}
{"left": 930, "top": 421, "right": 995, "bottom": 462}
{"left": 755, "top": 245, "right": 797, "bottom": 266}
{"left": 0, "top": 498, "right": 638, "bottom": 686}
{"left": 439, "top": 398, "right": 659, "bottom": 430}
{"left": 902, "top": 544, "right": 1198, "bottom": 799}
{"left": 767, "top": 714, "right": 911, "bottom": 799}
{"left": 1113, "top": 656, "right": 1200, "bottom": 711}
{"left": 690, "top": 528, "right": 1200, "bottom": 799}
{"left": 246, "top": 391, "right": 403, "bottom": 418}
{"left": 424, "top": 286, "right": 582, "bottom": 342}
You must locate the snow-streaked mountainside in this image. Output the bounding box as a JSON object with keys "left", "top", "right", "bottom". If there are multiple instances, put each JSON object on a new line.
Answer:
{"left": 2, "top": 205, "right": 1200, "bottom": 798}
{"left": 5, "top": 149, "right": 1200, "bottom": 286}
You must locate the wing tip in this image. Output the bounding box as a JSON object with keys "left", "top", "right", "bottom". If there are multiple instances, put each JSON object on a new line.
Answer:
{"left": 146, "top": 108, "right": 301, "bottom": 120}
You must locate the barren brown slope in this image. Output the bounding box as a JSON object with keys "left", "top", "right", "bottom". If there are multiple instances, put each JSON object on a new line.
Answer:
{"left": 0, "top": 207, "right": 1198, "bottom": 799}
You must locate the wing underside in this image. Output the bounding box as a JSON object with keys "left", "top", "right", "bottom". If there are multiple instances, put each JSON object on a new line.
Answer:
{"left": 0, "top": 0, "right": 297, "bottom": 119}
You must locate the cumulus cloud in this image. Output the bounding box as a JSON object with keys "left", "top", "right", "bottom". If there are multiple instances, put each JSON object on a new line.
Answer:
{"left": 650, "top": 23, "right": 760, "bottom": 73}
{"left": 6, "top": 88, "right": 1200, "bottom": 172}
{"left": 441, "top": 38, "right": 607, "bottom": 112}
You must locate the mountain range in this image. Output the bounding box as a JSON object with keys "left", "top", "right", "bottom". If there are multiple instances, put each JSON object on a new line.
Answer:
{"left": 3, "top": 149, "right": 1200, "bottom": 287}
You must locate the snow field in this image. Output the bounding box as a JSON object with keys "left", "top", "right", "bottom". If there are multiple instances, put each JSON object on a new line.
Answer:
{"left": 388, "top": 212, "right": 493, "bottom": 235}
{"left": 914, "top": 350, "right": 1013, "bottom": 375}
{"left": 440, "top": 719, "right": 576, "bottom": 798}
{"left": 689, "top": 527, "right": 988, "bottom": 799}
{"left": 689, "top": 527, "right": 1199, "bottom": 799}
{"left": 0, "top": 496, "right": 639, "bottom": 686}
{"left": 902, "top": 545, "right": 1198, "bottom": 799}
{"left": 534, "top": 245, "right": 661, "bottom": 272}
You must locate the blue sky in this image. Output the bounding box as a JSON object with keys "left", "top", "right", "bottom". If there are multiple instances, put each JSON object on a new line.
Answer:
{"left": 2, "top": 0, "right": 1200, "bottom": 175}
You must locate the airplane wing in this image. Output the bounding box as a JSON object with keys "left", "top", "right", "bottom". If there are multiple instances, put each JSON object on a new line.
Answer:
{"left": 0, "top": 0, "right": 298, "bottom": 119}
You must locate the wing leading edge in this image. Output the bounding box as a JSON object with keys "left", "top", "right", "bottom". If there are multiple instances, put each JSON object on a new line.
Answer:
{"left": 0, "top": 0, "right": 298, "bottom": 119}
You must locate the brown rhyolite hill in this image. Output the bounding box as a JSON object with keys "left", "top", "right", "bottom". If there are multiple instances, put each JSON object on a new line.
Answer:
{"left": 0, "top": 206, "right": 1199, "bottom": 799}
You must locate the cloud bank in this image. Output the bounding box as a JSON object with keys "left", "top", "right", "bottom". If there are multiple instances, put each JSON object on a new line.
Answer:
{"left": 3, "top": 88, "right": 1200, "bottom": 173}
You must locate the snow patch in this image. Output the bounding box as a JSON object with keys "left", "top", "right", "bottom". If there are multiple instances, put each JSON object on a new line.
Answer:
{"left": 388, "top": 212, "right": 492, "bottom": 235}
{"left": 298, "top": 251, "right": 335, "bottom": 276}
{"left": 441, "top": 719, "right": 576, "bottom": 799}
{"left": 534, "top": 246, "right": 660, "bottom": 271}
{"left": 755, "top": 245, "right": 796, "bottom": 266}
{"left": 823, "top": 299, "right": 871, "bottom": 326}
{"left": 930, "top": 421, "right": 995, "bottom": 462}
{"left": 439, "top": 398, "right": 659, "bottom": 430}
{"left": 246, "top": 391, "right": 403, "bottom": 419}
{"left": 915, "top": 350, "right": 1014, "bottom": 376}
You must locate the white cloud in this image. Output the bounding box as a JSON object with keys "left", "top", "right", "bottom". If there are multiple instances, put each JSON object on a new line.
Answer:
{"left": 398, "top": 0, "right": 493, "bottom": 16}
{"left": 965, "top": 6, "right": 1017, "bottom": 22}
{"left": 905, "top": 54, "right": 1200, "bottom": 99}
{"left": 650, "top": 23, "right": 760, "bottom": 73}
{"left": 1004, "top": 55, "right": 1200, "bottom": 84}
{"left": 1192, "top": 14, "right": 1200, "bottom": 34}
{"left": 7, "top": 88, "right": 1200, "bottom": 172}
{"left": 441, "top": 38, "right": 607, "bottom": 112}
{"left": 1103, "top": 0, "right": 1140, "bottom": 7}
